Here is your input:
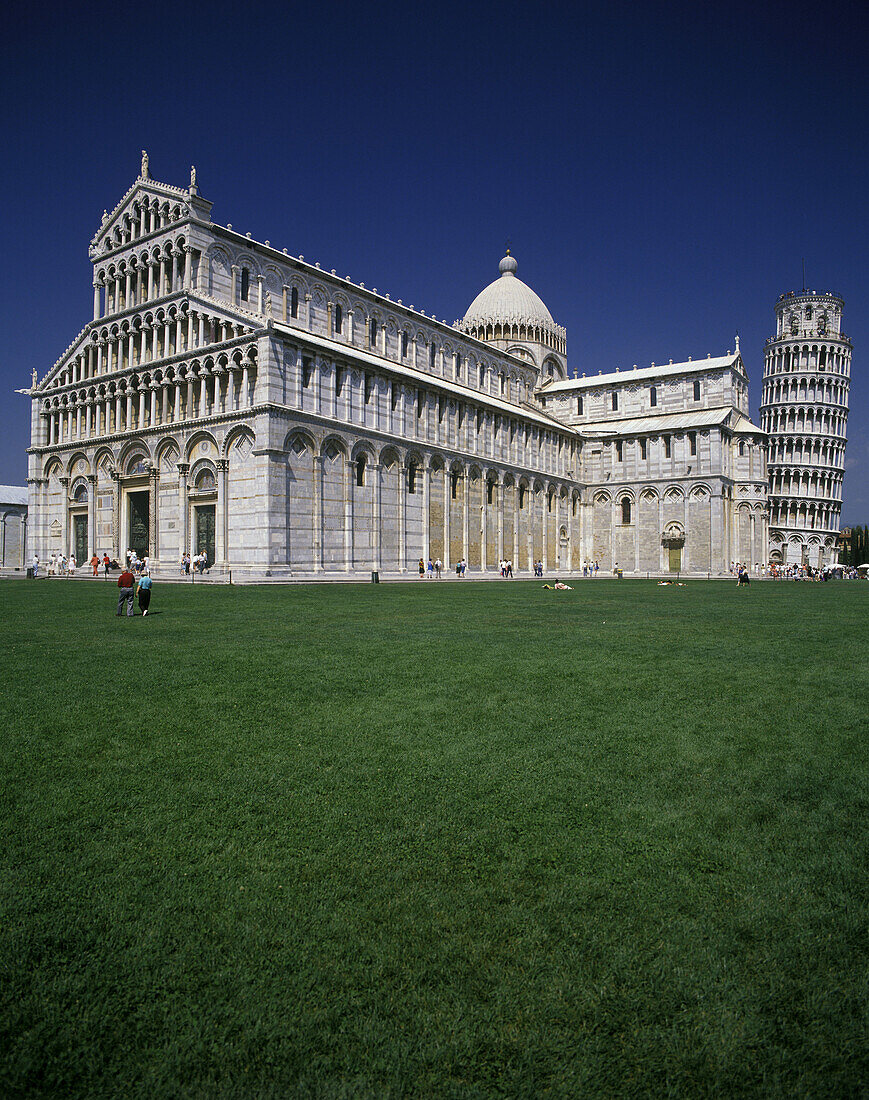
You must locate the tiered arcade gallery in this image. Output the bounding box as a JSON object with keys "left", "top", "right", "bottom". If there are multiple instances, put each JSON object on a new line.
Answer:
{"left": 26, "top": 157, "right": 770, "bottom": 576}
{"left": 760, "top": 291, "right": 851, "bottom": 567}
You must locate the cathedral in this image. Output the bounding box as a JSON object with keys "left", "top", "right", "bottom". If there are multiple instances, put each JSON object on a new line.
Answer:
{"left": 26, "top": 155, "right": 771, "bottom": 577}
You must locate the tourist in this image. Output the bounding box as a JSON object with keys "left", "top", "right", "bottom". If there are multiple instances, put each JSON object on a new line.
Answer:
{"left": 102, "top": 552, "right": 111, "bottom": 578}
{"left": 435, "top": 557, "right": 442, "bottom": 579}
{"left": 418, "top": 558, "right": 425, "bottom": 578}
{"left": 506, "top": 559, "right": 513, "bottom": 578}
{"left": 426, "top": 558, "right": 433, "bottom": 578}
{"left": 68, "top": 553, "right": 77, "bottom": 577}
{"left": 90, "top": 553, "right": 99, "bottom": 577}
{"left": 116, "top": 565, "right": 135, "bottom": 616}
{"left": 31, "top": 554, "right": 39, "bottom": 578}
{"left": 137, "top": 573, "right": 153, "bottom": 616}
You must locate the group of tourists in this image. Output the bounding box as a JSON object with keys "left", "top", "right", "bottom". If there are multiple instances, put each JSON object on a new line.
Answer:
{"left": 43, "top": 551, "right": 78, "bottom": 576}
{"left": 124, "top": 550, "right": 150, "bottom": 576}
{"left": 180, "top": 551, "right": 209, "bottom": 575}
{"left": 730, "top": 561, "right": 862, "bottom": 581}
{"left": 89, "top": 553, "right": 113, "bottom": 576}
{"left": 418, "top": 557, "right": 443, "bottom": 578}
{"left": 415, "top": 557, "right": 471, "bottom": 578}
{"left": 498, "top": 560, "right": 514, "bottom": 577}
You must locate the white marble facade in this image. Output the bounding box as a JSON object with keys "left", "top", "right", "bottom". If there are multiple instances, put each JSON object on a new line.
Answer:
{"left": 26, "top": 157, "right": 769, "bottom": 576}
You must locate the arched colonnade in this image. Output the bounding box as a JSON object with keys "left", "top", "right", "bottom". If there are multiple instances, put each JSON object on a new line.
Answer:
{"left": 284, "top": 430, "right": 580, "bottom": 574}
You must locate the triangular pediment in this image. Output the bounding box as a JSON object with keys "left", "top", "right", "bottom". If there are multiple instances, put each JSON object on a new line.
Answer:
{"left": 37, "top": 326, "right": 91, "bottom": 393}
{"left": 90, "top": 178, "right": 192, "bottom": 257}
{"left": 89, "top": 156, "right": 212, "bottom": 259}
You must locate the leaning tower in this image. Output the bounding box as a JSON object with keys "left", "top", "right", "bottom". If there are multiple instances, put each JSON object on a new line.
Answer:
{"left": 760, "top": 290, "right": 851, "bottom": 567}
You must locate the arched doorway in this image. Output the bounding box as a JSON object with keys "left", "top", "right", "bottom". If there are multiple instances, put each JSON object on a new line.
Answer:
{"left": 662, "top": 523, "right": 685, "bottom": 572}
{"left": 190, "top": 463, "right": 217, "bottom": 566}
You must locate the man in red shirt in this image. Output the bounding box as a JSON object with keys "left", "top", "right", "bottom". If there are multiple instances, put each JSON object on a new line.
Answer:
{"left": 116, "top": 567, "right": 135, "bottom": 616}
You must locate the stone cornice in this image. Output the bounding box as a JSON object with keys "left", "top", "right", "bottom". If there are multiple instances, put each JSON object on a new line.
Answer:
{"left": 29, "top": 406, "right": 266, "bottom": 457}
{"left": 273, "top": 323, "right": 576, "bottom": 439}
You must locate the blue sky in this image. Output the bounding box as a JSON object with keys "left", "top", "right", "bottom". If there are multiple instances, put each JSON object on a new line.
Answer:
{"left": 1, "top": 0, "right": 866, "bottom": 522}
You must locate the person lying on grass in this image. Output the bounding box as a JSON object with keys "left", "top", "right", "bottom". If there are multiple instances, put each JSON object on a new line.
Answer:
{"left": 542, "top": 581, "right": 573, "bottom": 590}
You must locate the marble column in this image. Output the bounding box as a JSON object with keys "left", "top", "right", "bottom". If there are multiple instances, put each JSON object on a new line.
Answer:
{"left": 372, "top": 463, "right": 382, "bottom": 571}
{"left": 177, "top": 463, "right": 189, "bottom": 556}
{"left": 512, "top": 483, "right": 520, "bottom": 568}
{"left": 60, "top": 478, "right": 69, "bottom": 556}
{"left": 311, "top": 455, "right": 324, "bottom": 572}
{"left": 343, "top": 453, "right": 352, "bottom": 572}
{"left": 442, "top": 467, "right": 450, "bottom": 569}
{"left": 399, "top": 464, "right": 407, "bottom": 573}
{"left": 216, "top": 459, "right": 229, "bottom": 565}
{"left": 497, "top": 480, "right": 506, "bottom": 564}
{"left": 462, "top": 473, "right": 469, "bottom": 567}
{"left": 422, "top": 462, "right": 431, "bottom": 560}
{"left": 112, "top": 471, "right": 121, "bottom": 560}
{"left": 148, "top": 464, "right": 159, "bottom": 561}
{"left": 542, "top": 490, "right": 548, "bottom": 571}
{"left": 87, "top": 474, "right": 97, "bottom": 557}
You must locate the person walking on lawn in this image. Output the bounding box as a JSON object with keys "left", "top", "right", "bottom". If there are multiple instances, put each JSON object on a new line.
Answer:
{"left": 137, "top": 573, "right": 153, "bottom": 616}
{"left": 116, "top": 566, "right": 135, "bottom": 616}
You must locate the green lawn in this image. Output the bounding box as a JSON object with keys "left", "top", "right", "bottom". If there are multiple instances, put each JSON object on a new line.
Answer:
{"left": 1, "top": 578, "right": 866, "bottom": 1099}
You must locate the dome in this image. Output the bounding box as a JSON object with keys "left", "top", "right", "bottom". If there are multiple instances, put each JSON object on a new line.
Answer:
{"left": 462, "top": 252, "right": 555, "bottom": 330}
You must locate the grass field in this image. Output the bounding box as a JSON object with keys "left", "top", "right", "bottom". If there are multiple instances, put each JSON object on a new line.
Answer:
{"left": 0, "top": 578, "right": 866, "bottom": 1098}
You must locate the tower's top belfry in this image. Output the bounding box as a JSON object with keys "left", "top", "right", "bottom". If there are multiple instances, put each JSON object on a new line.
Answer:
{"left": 771, "top": 289, "right": 847, "bottom": 343}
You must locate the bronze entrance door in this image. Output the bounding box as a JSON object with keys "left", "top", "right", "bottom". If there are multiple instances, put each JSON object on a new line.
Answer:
{"left": 196, "top": 505, "right": 216, "bottom": 566}
{"left": 73, "top": 514, "right": 88, "bottom": 564}
{"left": 668, "top": 545, "right": 682, "bottom": 572}
{"left": 128, "top": 491, "right": 150, "bottom": 558}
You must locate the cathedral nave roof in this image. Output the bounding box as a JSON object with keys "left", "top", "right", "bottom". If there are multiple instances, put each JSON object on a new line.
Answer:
{"left": 545, "top": 353, "right": 744, "bottom": 391}
{"left": 576, "top": 406, "right": 757, "bottom": 438}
